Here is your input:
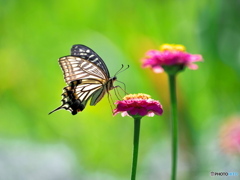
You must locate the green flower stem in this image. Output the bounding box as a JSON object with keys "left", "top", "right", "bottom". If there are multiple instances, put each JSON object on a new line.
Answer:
{"left": 131, "top": 117, "right": 142, "bottom": 180}
{"left": 168, "top": 74, "right": 178, "bottom": 180}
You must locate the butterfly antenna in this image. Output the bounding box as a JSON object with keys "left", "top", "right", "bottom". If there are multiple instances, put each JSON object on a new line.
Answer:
{"left": 116, "top": 80, "right": 128, "bottom": 95}
{"left": 114, "top": 65, "right": 130, "bottom": 76}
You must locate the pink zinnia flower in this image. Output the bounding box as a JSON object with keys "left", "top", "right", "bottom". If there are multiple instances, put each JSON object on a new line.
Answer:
{"left": 113, "top": 93, "right": 163, "bottom": 117}
{"left": 220, "top": 116, "right": 240, "bottom": 155}
{"left": 142, "top": 44, "right": 203, "bottom": 73}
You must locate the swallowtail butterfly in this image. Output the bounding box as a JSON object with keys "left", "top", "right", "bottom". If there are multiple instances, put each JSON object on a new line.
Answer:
{"left": 49, "top": 44, "right": 120, "bottom": 115}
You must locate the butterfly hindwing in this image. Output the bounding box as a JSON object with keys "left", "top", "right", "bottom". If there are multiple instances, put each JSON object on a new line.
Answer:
{"left": 74, "top": 79, "right": 103, "bottom": 102}
{"left": 49, "top": 81, "right": 87, "bottom": 115}
{"left": 90, "top": 87, "right": 105, "bottom": 106}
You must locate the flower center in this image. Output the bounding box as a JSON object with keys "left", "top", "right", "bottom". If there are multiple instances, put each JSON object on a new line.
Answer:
{"left": 160, "top": 44, "right": 186, "bottom": 52}
{"left": 123, "top": 93, "right": 151, "bottom": 100}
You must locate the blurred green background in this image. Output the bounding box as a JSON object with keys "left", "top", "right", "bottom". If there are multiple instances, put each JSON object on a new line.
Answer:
{"left": 0, "top": 0, "right": 240, "bottom": 179}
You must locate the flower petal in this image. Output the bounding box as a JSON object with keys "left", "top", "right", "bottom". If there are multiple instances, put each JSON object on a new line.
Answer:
{"left": 187, "top": 63, "right": 198, "bottom": 70}
{"left": 153, "top": 66, "right": 164, "bottom": 73}
{"left": 147, "top": 112, "right": 155, "bottom": 117}
{"left": 121, "top": 111, "right": 129, "bottom": 117}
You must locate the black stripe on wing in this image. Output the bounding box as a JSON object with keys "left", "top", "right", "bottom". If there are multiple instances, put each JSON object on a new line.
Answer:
{"left": 71, "top": 44, "right": 110, "bottom": 78}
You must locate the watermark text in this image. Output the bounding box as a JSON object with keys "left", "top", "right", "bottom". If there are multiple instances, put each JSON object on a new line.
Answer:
{"left": 210, "top": 171, "right": 238, "bottom": 177}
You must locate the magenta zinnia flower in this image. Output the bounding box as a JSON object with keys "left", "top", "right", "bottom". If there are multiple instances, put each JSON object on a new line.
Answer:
{"left": 142, "top": 44, "right": 203, "bottom": 73}
{"left": 220, "top": 116, "right": 240, "bottom": 155}
{"left": 113, "top": 93, "right": 163, "bottom": 117}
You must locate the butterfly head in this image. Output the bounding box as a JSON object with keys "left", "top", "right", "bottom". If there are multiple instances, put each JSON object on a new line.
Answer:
{"left": 112, "top": 76, "right": 117, "bottom": 81}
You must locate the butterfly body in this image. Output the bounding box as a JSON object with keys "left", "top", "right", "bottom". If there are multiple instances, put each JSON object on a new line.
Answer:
{"left": 49, "top": 45, "right": 117, "bottom": 115}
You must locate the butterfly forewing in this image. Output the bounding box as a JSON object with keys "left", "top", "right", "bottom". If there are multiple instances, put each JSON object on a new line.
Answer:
{"left": 71, "top": 44, "right": 110, "bottom": 78}
{"left": 59, "top": 56, "right": 107, "bottom": 85}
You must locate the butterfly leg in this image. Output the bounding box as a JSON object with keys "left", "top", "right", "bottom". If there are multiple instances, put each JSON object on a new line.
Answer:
{"left": 113, "top": 85, "right": 129, "bottom": 100}
{"left": 106, "top": 91, "right": 116, "bottom": 115}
